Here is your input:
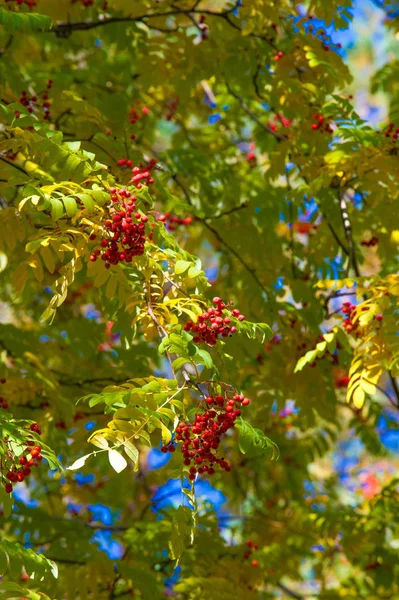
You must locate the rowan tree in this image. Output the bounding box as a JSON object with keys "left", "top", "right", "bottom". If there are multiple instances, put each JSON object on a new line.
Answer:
{"left": 1, "top": 1, "right": 399, "bottom": 598}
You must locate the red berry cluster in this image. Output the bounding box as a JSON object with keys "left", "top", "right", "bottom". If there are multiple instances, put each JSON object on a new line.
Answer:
{"left": 267, "top": 114, "right": 292, "bottom": 134}
{"left": 3, "top": 0, "right": 37, "bottom": 8}
{"left": 116, "top": 158, "right": 156, "bottom": 190}
{"left": 0, "top": 378, "right": 8, "bottom": 409}
{"left": 243, "top": 540, "right": 259, "bottom": 567}
{"left": 72, "top": 0, "right": 108, "bottom": 7}
{"left": 16, "top": 81, "right": 52, "bottom": 121}
{"left": 157, "top": 212, "right": 194, "bottom": 231}
{"left": 89, "top": 187, "right": 149, "bottom": 268}
{"left": 163, "top": 390, "right": 250, "bottom": 479}
{"left": 341, "top": 301, "right": 358, "bottom": 333}
{"left": 306, "top": 20, "right": 342, "bottom": 52}
{"left": 361, "top": 236, "right": 378, "bottom": 247}
{"left": 198, "top": 15, "right": 209, "bottom": 40}
{"left": 273, "top": 51, "right": 284, "bottom": 61}
{"left": 334, "top": 373, "right": 350, "bottom": 388}
{"left": 383, "top": 122, "right": 399, "bottom": 141}
{"left": 341, "top": 301, "right": 383, "bottom": 332}
{"left": 292, "top": 221, "right": 316, "bottom": 234}
{"left": 246, "top": 151, "right": 257, "bottom": 167}
{"left": 311, "top": 113, "right": 333, "bottom": 133}
{"left": 2, "top": 423, "right": 43, "bottom": 494}
{"left": 184, "top": 297, "right": 244, "bottom": 346}
{"left": 165, "top": 97, "right": 179, "bottom": 121}
{"left": 123, "top": 103, "right": 150, "bottom": 139}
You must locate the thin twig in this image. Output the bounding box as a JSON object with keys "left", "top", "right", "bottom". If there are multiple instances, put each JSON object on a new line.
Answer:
{"left": 226, "top": 82, "right": 286, "bottom": 142}
{"left": 204, "top": 202, "right": 248, "bottom": 220}
{"left": 277, "top": 582, "right": 304, "bottom": 599}
{"left": 172, "top": 173, "right": 271, "bottom": 302}
{"left": 0, "top": 155, "right": 29, "bottom": 176}
{"left": 338, "top": 188, "right": 360, "bottom": 277}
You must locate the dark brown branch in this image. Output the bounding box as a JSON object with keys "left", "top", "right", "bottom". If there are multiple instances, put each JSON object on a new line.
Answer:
{"left": 52, "top": 5, "right": 237, "bottom": 37}
{"left": 0, "top": 155, "right": 29, "bottom": 176}
{"left": 277, "top": 582, "right": 304, "bottom": 600}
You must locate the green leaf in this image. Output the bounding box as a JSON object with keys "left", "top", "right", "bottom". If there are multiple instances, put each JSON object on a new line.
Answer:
{"left": 50, "top": 198, "right": 64, "bottom": 221}
{"left": 168, "top": 505, "right": 193, "bottom": 563}
{"left": 76, "top": 193, "right": 95, "bottom": 213}
{"left": 0, "top": 9, "right": 52, "bottom": 32}
{"left": 195, "top": 348, "right": 213, "bottom": 369}
{"left": 175, "top": 260, "right": 191, "bottom": 275}
{"left": 236, "top": 419, "right": 279, "bottom": 460}
{"left": 62, "top": 196, "right": 78, "bottom": 218}
{"left": 188, "top": 266, "right": 202, "bottom": 278}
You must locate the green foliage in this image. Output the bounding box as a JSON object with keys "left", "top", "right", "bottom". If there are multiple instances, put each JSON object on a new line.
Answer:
{"left": 0, "top": 541, "right": 57, "bottom": 581}
{"left": 0, "top": 9, "right": 52, "bottom": 33}
{"left": 0, "top": 0, "right": 399, "bottom": 597}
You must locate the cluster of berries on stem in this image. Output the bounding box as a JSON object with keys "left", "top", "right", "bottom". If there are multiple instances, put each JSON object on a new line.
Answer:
{"left": 16, "top": 80, "right": 52, "bottom": 121}
{"left": 3, "top": 0, "right": 37, "bottom": 8}
{"left": 267, "top": 113, "right": 292, "bottom": 133}
{"left": 198, "top": 15, "right": 208, "bottom": 40}
{"left": 71, "top": 0, "right": 109, "bottom": 8}
{"left": 89, "top": 187, "right": 149, "bottom": 268}
{"left": 306, "top": 18, "right": 342, "bottom": 52}
{"left": 382, "top": 122, "right": 399, "bottom": 141}
{"left": 106, "top": 101, "right": 149, "bottom": 138}
{"left": 116, "top": 158, "right": 156, "bottom": 189}
{"left": 2, "top": 423, "right": 43, "bottom": 494}
{"left": 184, "top": 297, "right": 244, "bottom": 346}
{"left": 341, "top": 300, "right": 383, "bottom": 333}
{"left": 361, "top": 236, "right": 378, "bottom": 247}
{"left": 0, "top": 378, "right": 8, "bottom": 409}
{"left": 165, "top": 97, "right": 179, "bottom": 121}
{"left": 341, "top": 301, "right": 359, "bottom": 334}
{"left": 162, "top": 387, "right": 250, "bottom": 479}
{"left": 246, "top": 151, "right": 257, "bottom": 167}
{"left": 243, "top": 540, "right": 259, "bottom": 567}
{"left": 273, "top": 51, "right": 284, "bottom": 62}
{"left": 157, "top": 212, "right": 194, "bottom": 231}
{"left": 311, "top": 113, "right": 333, "bottom": 133}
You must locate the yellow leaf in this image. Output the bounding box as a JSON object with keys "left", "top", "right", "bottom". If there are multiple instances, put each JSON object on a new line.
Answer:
{"left": 360, "top": 379, "right": 376, "bottom": 395}
{"left": 352, "top": 386, "right": 365, "bottom": 409}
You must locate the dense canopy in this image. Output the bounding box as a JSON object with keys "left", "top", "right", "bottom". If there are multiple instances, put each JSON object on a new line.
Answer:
{"left": 1, "top": 0, "right": 399, "bottom": 598}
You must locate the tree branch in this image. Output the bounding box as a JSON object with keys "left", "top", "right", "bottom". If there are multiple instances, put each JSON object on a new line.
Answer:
{"left": 52, "top": 5, "right": 238, "bottom": 37}
{"left": 0, "top": 155, "right": 29, "bottom": 176}
{"left": 172, "top": 173, "right": 271, "bottom": 302}
{"left": 338, "top": 189, "right": 360, "bottom": 276}
{"left": 277, "top": 582, "right": 304, "bottom": 599}
{"left": 204, "top": 202, "right": 248, "bottom": 220}
{"left": 226, "top": 82, "right": 286, "bottom": 142}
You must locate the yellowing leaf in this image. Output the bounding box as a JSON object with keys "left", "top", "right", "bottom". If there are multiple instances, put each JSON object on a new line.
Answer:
{"left": 108, "top": 449, "right": 128, "bottom": 473}
{"left": 351, "top": 386, "right": 365, "bottom": 409}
